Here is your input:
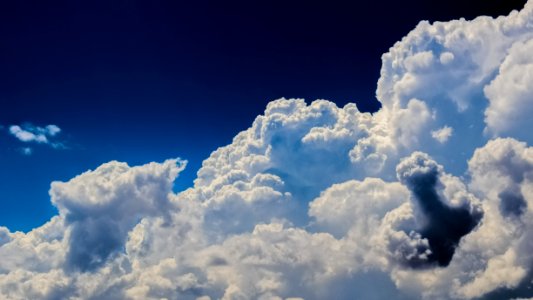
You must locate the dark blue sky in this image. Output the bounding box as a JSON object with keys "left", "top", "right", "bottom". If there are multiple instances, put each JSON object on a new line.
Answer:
{"left": 0, "top": 0, "right": 526, "bottom": 232}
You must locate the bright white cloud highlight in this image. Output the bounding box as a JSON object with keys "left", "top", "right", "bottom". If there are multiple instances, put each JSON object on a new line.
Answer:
{"left": 484, "top": 38, "right": 533, "bottom": 140}
{"left": 431, "top": 125, "right": 453, "bottom": 143}
{"left": 0, "top": 1, "right": 532, "bottom": 299}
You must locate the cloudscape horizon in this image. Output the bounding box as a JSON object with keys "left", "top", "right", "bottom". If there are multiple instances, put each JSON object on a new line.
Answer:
{"left": 1, "top": 0, "right": 533, "bottom": 299}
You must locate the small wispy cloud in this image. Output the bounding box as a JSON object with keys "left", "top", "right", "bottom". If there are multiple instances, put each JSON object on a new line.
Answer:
{"left": 7, "top": 124, "right": 64, "bottom": 154}
{"left": 19, "top": 147, "right": 33, "bottom": 156}
{"left": 9, "top": 124, "right": 61, "bottom": 144}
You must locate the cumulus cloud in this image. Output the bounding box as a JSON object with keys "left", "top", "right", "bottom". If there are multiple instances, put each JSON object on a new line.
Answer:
{"left": 51, "top": 159, "right": 186, "bottom": 272}
{"left": 484, "top": 39, "right": 533, "bottom": 140}
{"left": 0, "top": 1, "right": 532, "bottom": 299}
{"left": 395, "top": 152, "right": 482, "bottom": 267}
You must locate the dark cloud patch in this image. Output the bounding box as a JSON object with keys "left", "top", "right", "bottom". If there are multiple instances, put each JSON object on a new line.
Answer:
{"left": 397, "top": 153, "right": 483, "bottom": 267}
{"left": 65, "top": 219, "right": 123, "bottom": 272}
{"left": 495, "top": 148, "right": 533, "bottom": 184}
{"left": 499, "top": 189, "right": 527, "bottom": 217}
{"left": 409, "top": 170, "right": 482, "bottom": 266}
{"left": 208, "top": 256, "right": 229, "bottom": 267}
{"left": 0, "top": 227, "right": 12, "bottom": 246}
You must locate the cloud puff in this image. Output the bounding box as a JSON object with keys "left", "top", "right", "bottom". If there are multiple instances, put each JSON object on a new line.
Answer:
{"left": 0, "top": 1, "right": 532, "bottom": 299}
{"left": 8, "top": 124, "right": 63, "bottom": 154}
{"left": 484, "top": 39, "right": 533, "bottom": 140}
{"left": 9, "top": 124, "right": 61, "bottom": 143}
{"left": 51, "top": 159, "right": 186, "bottom": 272}
{"left": 309, "top": 178, "right": 408, "bottom": 238}
{"left": 431, "top": 125, "right": 453, "bottom": 143}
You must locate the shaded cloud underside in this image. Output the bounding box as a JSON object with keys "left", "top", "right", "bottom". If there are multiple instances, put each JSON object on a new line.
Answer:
{"left": 1, "top": 2, "right": 533, "bottom": 299}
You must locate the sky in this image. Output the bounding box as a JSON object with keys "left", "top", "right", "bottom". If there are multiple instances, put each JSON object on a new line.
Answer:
{"left": 0, "top": 0, "right": 533, "bottom": 299}
{"left": 0, "top": 0, "right": 526, "bottom": 232}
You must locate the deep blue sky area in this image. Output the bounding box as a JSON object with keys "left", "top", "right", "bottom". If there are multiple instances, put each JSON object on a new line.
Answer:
{"left": 0, "top": 0, "right": 527, "bottom": 232}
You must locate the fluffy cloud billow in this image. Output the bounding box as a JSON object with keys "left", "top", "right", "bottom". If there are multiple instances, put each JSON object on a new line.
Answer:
{"left": 1, "top": 2, "right": 533, "bottom": 299}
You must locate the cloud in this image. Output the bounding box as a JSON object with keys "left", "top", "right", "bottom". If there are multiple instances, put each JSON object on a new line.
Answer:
{"left": 9, "top": 125, "right": 48, "bottom": 143}
{"left": 8, "top": 124, "right": 63, "bottom": 152}
{"left": 9, "top": 124, "right": 60, "bottom": 143}
{"left": 431, "top": 126, "right": 453, "bottom": 143}
{"left": 50, "top": 159, "right": 186, "bottom": 272}
{"left": 395, "top": 152, "right": 482, "bottom": 267}
{"left": 19, "top": 147, "right": 33, "bottom": 155}
{"left": 484, "top": 39, "right": 533, "bottom": 140}
{"left": 309, "top": 178, "right": 408, "bottom": 238}
{"left": 0, "top": 1, "right": 532, "bottom": 299}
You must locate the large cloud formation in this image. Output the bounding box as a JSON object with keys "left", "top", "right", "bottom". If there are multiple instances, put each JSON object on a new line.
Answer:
{"left": 1, "top": 2, "right": 533, "bottom": 299}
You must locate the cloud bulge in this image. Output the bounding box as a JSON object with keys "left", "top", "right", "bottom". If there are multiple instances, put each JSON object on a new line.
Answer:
{"left": 0, "top": 1, "right": 532, "bottom": 299}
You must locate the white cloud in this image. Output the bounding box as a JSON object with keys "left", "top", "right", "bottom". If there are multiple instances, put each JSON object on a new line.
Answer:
{"left": 50, "top": 159, "right": 186, "bottom": 271}
{"left": 9, "top": 125, "right": 48, "bottom": 143}
{"left": 44, "top": 125, "right": 61, "bottom": 136}
{"left": 309, "top": 178, "right": 409, "bottom": 238}
{"left": 439, "top": 52, "right": 455, "bottom": 65}
{"left": 0, "top": 1, "right": 532, "bottom": 299}
{"left": 8, "top": 124, "right": 63, "bottom": 150}
{"left": 484, "top": 38, "right": 533, "bottom": 140}
{"left": 431, "top": 125, "right": 453, "bottom": 143}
